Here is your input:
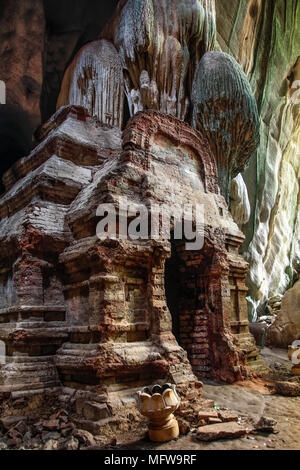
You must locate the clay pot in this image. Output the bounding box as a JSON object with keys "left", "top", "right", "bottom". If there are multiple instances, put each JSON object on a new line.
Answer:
{"left": 137, "top": 383, "right": 180, "bottom": 442}
{"left": 288, "top": 344, "right": 300, "bottom": 375}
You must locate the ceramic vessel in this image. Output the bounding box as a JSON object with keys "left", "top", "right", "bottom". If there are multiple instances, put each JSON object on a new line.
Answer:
{"left": 137, "top": 383, "right": 180, "bottom": 442}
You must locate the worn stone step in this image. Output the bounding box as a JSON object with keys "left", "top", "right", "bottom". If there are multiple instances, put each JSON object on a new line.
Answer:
{"left": 57, "top": 343, "right": 100, "bottom": 357}
{"left": 60, "top": 343, "right": 99, "bottom": 350}
{"left": 5, "top": 356, "right": 55, "bottom": 364}
{"left": 4, "top": 362, "right": 55, "bottom": 372}
{"left": 0, "top": 379, "right": 60, "bottom": 393}
{"left": 4, "top": 373, "right": 57, "bottom": 385}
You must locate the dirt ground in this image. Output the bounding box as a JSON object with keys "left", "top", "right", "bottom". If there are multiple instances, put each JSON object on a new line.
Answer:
{"left": 1, "top": 347, "right": 299, "bottom": 450}
{"left": 115, "top": 348, "right": 300, "bottom": 451}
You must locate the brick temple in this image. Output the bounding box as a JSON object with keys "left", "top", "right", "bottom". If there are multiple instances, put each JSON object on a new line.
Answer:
{"left": 0, "top": 105, "right": 263, "bottom": 430}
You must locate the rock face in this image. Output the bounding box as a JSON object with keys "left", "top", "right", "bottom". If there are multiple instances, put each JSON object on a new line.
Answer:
{"left": 192, "top": 51, "right": 260, "bottom": 201}
{"left": 0, "top": 0, "right": 45, "bottom": 129}
{"left": 0, "top": 106, "right": 261, "bottom": 431}
{"left": 0, "top": 0, "right": 45, "bottom": 189}
{"left": 266, "top": 280, "right": 300, "bottom": 348}
{"left": 215, "top": 0, "right": 300, "bottom": 319}
{"left": 57, "top": 40, "right": 124, "bottom": 128}
{"left": 274, "top": 381, "right": 300, "bottom": 397}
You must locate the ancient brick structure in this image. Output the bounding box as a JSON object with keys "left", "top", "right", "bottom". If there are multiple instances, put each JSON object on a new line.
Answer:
{"left": 1, "top": 0, "right": 299, "bottom": 329}
{"left": 0, "top": 105, "right": 263, "bottom": 430}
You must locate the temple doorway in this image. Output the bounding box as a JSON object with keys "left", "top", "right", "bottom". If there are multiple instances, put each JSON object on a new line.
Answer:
{"left": 164, "top": 235, "right": 215, "bottom": 378}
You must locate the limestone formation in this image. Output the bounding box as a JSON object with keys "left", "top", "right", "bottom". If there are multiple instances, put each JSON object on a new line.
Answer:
{"left": 192, "top": 51, "right": 260, "bottom": 201}
{"left": 57, "top": 40, "right": 124, "bottom": 128}
{"left": 113, "top": 0, "right": 216, "bottom": 119}
{"left": 229, "top": 174, "right": 251, "bottom": 227}
{"left": 266, "top": 295, "right": 282, "bottom": 317}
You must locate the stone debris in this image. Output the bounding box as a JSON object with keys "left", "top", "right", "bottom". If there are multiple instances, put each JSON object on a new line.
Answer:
{"left": 267, "top": 296, "right": 283, "bottom": 316}
{"left": 42, "top": 420, "right": 60, "bottom": 432}
{"left": 73, "top": 429, "right": 96, "bottom": 448}
{"left": 217, "top": 410, "right": 239, "bottom": 423}
{"left": 197, "top": 410, "right": 219, "bottom": 422}
{"left": 0, "top": 378, "right": 285, "bottom": 448}
{"left": 176, "top": 418, "right": 190, "bottom": 436}
{"left": 197, "top": 408, "right": 239, "bottom": 427}
{"left": 197, "top": 420, "right": 207, "bottom": 427}
{"left": 275, "top": 380, "right": 300, "bottom": 397}
{"left": 196, "top": 422, "right": 249, "bottom": 442}
{"left": 193, "top": 407, "right": 247, "bottom": 442}
{"left": 208, "top": 417, "right": 222, "bottom": 425}
{"left": 44, "top": 439, "right": 60, "bottom": 451}
{"left": 0, "top": 415, "right": 27, "bottom": 430}
{"left": 254, "top": 416, "right": 277, "bottom": 434}
{"left": 61, "top": 436, "right": 79, "bottom": 451}
{"left": 0, "top": 394, "right": 113, "bottom": 450}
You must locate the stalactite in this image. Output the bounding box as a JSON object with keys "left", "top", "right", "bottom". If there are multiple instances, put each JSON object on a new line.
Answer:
{"left": 114, "top": 0, "right": 216, "bottom": 120}
{"left": 57, "top": 40, "right": 124, "bottom": 129}
{"left": 229, "top": 174, "right": 251, "bottom": 227}
{"left": 191, "top": 50, "right": 260, "bottom": 201}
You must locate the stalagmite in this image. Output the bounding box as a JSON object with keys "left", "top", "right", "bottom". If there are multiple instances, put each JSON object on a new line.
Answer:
{"left": 114, "top": 0, "right": 216, "bottom": 119}
{"left": 229, "top": 174, "right": 251, "bottom": 227}
{"left": 57, "top": 40, "right": 124, "bottom": 129}
{"left": 191, "top": 50, "right": 260, "bottom": 202}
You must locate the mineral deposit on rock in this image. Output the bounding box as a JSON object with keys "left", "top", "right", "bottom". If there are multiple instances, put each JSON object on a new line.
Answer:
{"left": 57, "top": 40, "right": 124, "bottom": 129}
{"left": 192, "top": 51, "right": 260, "bottom": 201}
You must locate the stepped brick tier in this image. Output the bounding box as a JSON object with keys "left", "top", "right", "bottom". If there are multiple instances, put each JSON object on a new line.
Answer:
{"left": 0, "top": 105, "right": 263, "bottom": 431}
